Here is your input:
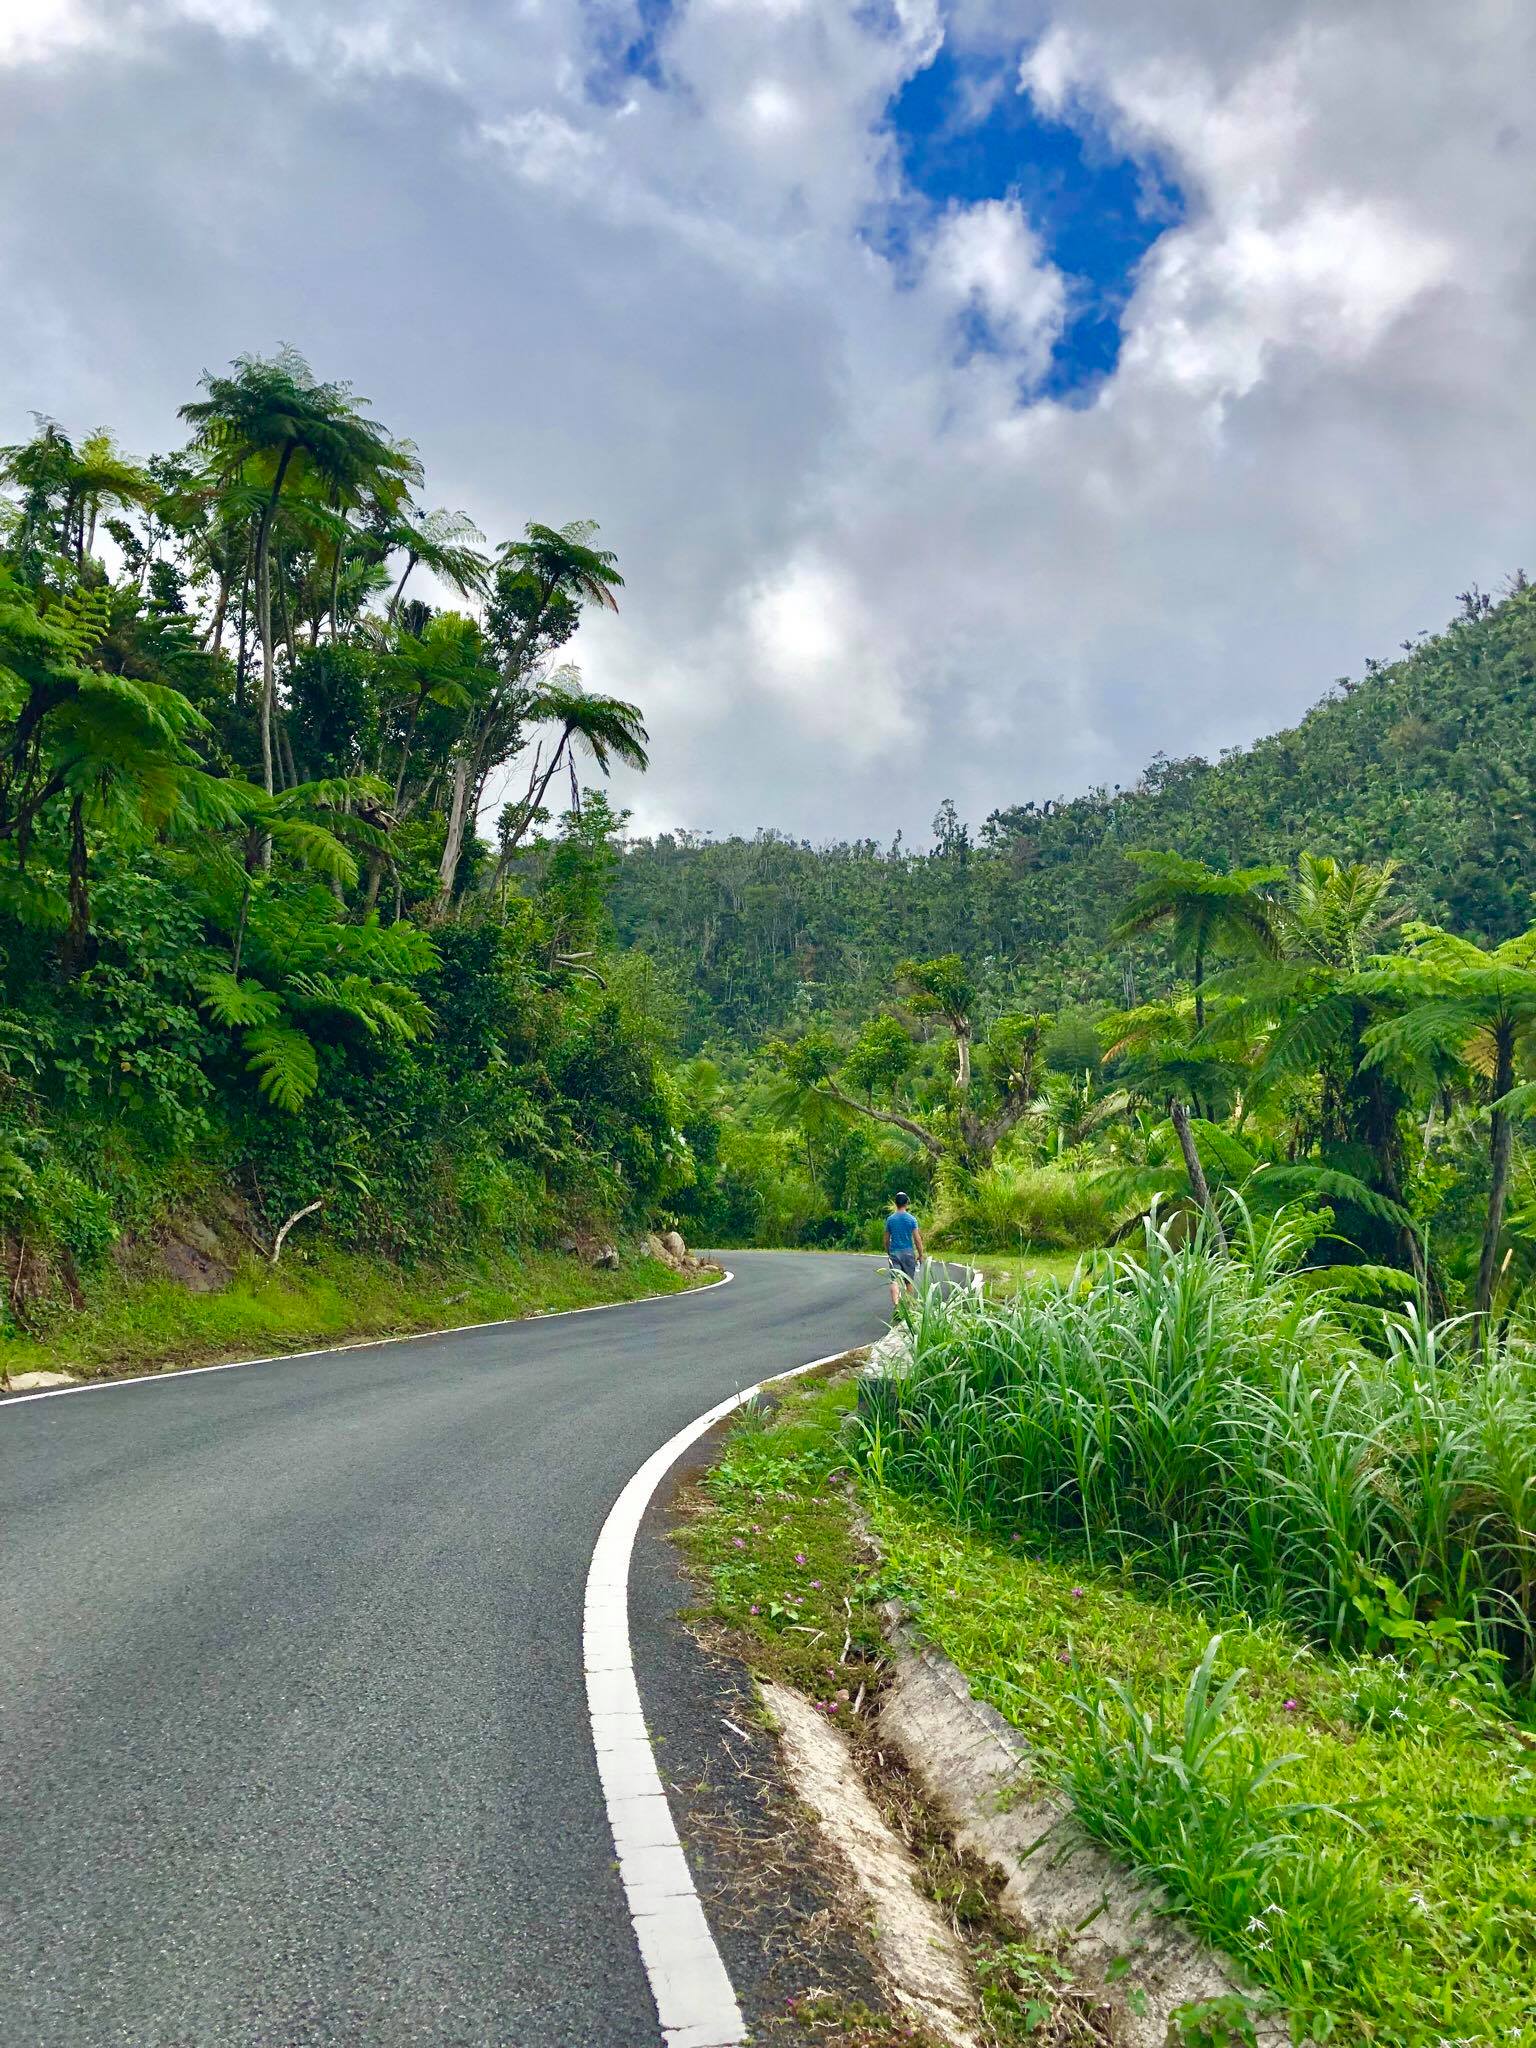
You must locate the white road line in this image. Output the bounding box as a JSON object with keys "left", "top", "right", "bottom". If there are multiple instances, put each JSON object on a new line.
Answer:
{"left": 584, "top": 1345, "right": 856, "bottom": 2048}
{"left": 0, "top": 1269, "right": 734, "bottom": 1410}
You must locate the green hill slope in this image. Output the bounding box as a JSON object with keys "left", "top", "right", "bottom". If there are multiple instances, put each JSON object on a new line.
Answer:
{"left": 613, "top": 581, "right": 1536, "bottom": 1041}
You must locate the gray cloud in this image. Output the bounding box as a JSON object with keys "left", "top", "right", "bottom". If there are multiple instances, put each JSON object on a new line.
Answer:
{"left": 2, "top": 0, "right": 1531, "bottom": 843}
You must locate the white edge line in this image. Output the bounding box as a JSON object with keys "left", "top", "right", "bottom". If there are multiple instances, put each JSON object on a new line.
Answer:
{"left": 584, "top": 1344, "right": 858, "bottom": 2048}
{"left": 0, "top": 1268, "right": 735, "bottom": 1410}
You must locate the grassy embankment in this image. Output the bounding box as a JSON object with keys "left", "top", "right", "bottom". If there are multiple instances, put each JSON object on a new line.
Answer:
{"left": 679, "top": 1264, "right": 1536, "bottom": 2046}
{"left": 2, "top": 1246, "right": 706, "bottom": 1384}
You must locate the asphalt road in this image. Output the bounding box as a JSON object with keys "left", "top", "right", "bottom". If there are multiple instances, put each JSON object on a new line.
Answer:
{"left": 0, "top": 1251, "right": 887, "bottom": 2048}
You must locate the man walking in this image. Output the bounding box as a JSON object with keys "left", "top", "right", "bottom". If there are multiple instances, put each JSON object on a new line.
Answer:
{"left": 883, "top": 1192, "right": 925, "bottom": 1309}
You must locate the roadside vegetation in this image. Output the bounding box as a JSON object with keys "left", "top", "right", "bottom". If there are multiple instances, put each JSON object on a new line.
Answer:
{"left": 0, "top": 357, "right": 738, "bottom": 1375}
{"left": 862, "top": 1226, "right": 1536, "bottom": 2044}
{"left": 681, "top": 1218, "right": 1536, "bottom": 2044}
{"left": 2, "top": 1244, "right": 700, "bottom": 1383}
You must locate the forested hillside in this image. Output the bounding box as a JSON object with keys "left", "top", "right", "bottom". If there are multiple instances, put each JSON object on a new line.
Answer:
{"left": 0, "top": 352, "right": 703, "bottom": 1367}
{"left": 7, "top": 351, "right": 1536, "bottom": 1335}
{"left": 613, "top": 581, "right": 1536, "bottom": 1045}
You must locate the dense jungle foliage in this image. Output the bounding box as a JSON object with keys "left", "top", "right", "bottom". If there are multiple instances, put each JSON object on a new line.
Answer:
{"left": 0, "top": 351, "right": 706, "bottom": 1337}
{"left": 615, "top": 582, "right": 1536, "bottom": 1040}
{"left": 630, "top": 582, "right": 1536, "bottom": 1311}
{"left": 6, "top": 350, "right": 1535, "bottom": 1336}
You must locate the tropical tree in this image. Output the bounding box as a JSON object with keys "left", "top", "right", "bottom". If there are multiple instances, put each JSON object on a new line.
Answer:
{"left": 180, "top": 350, "right": 411, "bottom": 808}
{"left": 492, "top": 670, "right": 649, "bottom": 882}
{"left": 0, "top": 425, "right": 160, "bottom": 569}
{"left": 1210, "top": 854, "right": 1427, "bottom": 1281}
{"left": 0, "top": 569, "right": 239, "bottom": 962}
{"left": 1101, "top": 1003, "right": 1240, "bottom": 1246}
{"left": 1361, "top": 924, "right": 1536, "bottom": 1314}
{"left": 433, "top": 520, "right": 625, "bottom": 915}
{"left": 384, "top": 504, "right": 490, "bottom": 620}
{"left": 898, "top": 954, "right": 978, "bottom": 1090}
{"left": 767, "top": 985, "right": 1053, "bottom": 1176}
{"left": 1113, "top": 851, "right": 1283, "bottom": 1030}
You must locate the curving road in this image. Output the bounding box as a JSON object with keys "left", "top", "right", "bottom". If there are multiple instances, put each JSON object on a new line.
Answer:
{"left": 0, "top": 1251, "right": 886, "bottom": 2048}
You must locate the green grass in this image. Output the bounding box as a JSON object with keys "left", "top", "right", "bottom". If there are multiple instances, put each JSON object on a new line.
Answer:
{"left": 871, "top": 1494, "right": 1536, "bottom": 2047}
{"left": 682, "top": 1365, "right": 1536, "bottom": 2047}
{"left": 865, "top": 1218, "right": 1536, "bottom": 1683}
{"left": 932, "top": 1162, "right": 1123, "bottom": 1255}
{"left": 949, "top": 1248, "right": 1098, "bottom": 1295}
{"left": 1, "top": 1245, "right": 705, "bottom": 1382}
{"left": 676, "top": 1369, "right": 888, "bottom": 1704}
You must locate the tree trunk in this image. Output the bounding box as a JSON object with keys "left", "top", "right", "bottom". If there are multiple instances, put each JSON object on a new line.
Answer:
{"left": 954, "top": 1026, "right": 972, "bottom": 1094}
{"left": 277, "top": 716, "right": 298, "bottom": 794}
{"left": 62, "top": 795, "right": 90, "bottom": 976}
{"left": 329, "top": 513, "right": 345, "bottom": 641}
{"left": 1476, "top": 1028, "right": 1516, "bottom": 1317}
{"left": 1170, "top": 1096, "right": 1227, "bottom": 1251}
{"left": 433, "top": 757, "right": 474, "bottom": 918}
{"left": 254, "top": 444, "right": 295, "bottom": 841}
{"left": 392, "top": 690, "right": 428, "bottom": 808}
{"left": 387, "top": 551, "right": 417, "bottom": 622}
{"left": 817, "top": 1080, "right": 945, "bottom": 1160}
{"left": 234, "top": 535, "right": 253, "bottom": 712}
{"left": 205, "top": 566, "right": 232, "bottom": 659}
{"left": 277, "top": 548, "right": 298, "bottom": 673}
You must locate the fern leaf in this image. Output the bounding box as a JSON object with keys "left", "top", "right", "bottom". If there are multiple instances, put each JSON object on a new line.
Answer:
{"left": 242, "top": 1026, "right": 320, "bottom": 1112}
{"left": 196, "top": 972, "right": 283, "bottom": 1028}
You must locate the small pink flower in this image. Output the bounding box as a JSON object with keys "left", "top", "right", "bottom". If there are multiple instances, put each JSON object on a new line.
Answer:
{"left": 810, "top": 1579, "right": 822, "bottom": 1589}
{"left": 1058, "top": 1651, "right": 1070, "bottom": 1664}
{"left": 1071, "top": 1587, "right": 1085, "bottom": 1600}
{"left": 1009, "top": 1532, "right": 1021, "bottom": 1542}
{"left": 732, "top": 1536, "right": 746, "bottom": 1549}
{"left": 795, "top": 1552, "right": 808, "bottom": 1565}
{"left": 749, "top": 1604, "right": 760, "bottom": 1614}
{"left": 1283, "top": 1699, "right": 1300, "bottom": 1712}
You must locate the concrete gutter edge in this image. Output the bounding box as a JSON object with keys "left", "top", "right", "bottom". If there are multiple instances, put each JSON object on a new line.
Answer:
{"left": 875, "top": 1604, "right": 1294, "bottom": 2047}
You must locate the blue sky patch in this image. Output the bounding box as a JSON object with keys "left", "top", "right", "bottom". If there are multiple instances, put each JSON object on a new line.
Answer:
{"left": 586, "top": 0, "right": 675, "bottom": 103}
{"left": 885, "top": 41, "right": 1185, "bottom": 399}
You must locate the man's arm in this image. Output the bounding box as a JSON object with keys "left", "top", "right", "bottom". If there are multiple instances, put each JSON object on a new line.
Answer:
{"left": 914, "top": 1223, "right": 926, "bottom": 1258}
{"left": 883, "top": 1220, "right": 892, "bottom": 1252}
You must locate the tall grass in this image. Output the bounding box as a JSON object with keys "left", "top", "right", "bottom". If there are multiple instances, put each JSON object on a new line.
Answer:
{"left": 932, "top": 1161, "right": 1120, "bottom": 1253}
{"left": 861, "top": 1213, "right": 1536, "bottom": 1682}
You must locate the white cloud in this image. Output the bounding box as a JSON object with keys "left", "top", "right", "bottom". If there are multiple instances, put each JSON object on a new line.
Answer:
{"left": 924, "top": 198, "right": 1065, "bottom": 376}
{"left": 0, "top": 0, "right": 1531, "bottom": 848}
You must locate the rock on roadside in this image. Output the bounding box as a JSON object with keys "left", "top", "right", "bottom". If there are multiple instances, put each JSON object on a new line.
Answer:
{"left": 5, "top": 1369, "right": 80, "bottom": 1392}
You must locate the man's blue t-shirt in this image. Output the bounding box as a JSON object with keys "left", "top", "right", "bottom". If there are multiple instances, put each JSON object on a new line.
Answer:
{"left": 886, "top": 1209, "right": 919, "bottom": 1254}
